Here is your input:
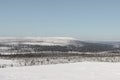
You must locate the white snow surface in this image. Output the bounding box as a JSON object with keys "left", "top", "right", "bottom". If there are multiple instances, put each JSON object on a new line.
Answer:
{"left": 1, "top": 62, "right": 120, "bottom": 80}
{"left": 0, "top": 59, "right": 14, "bottom": 65}
{"left": 0, "top": 37, "right": 76, "bottom": 46}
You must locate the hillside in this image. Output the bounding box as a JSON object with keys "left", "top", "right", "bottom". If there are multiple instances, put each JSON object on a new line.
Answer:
{"left": 1, "top": 37, "right": 120, "bottom": 68}
{"left": 0, "top": 37, "right": 119, "bottom": 56}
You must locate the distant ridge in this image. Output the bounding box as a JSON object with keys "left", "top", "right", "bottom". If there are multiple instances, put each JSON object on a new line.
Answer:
{"left": 0, "top": 37, "right": 77, "bottom": 46}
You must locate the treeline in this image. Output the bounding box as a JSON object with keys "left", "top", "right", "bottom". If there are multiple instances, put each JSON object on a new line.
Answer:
{"left": 1, "top": 52, "right": 120, "bottom": 58}
{"left": 1, "top": 54, "right": 120, "bottom": 68}
{"left": 0, "top": 42, "right": 120, "bottom": 55}
{"left": 8, "top": 43, "right": 116, "bottom": 53}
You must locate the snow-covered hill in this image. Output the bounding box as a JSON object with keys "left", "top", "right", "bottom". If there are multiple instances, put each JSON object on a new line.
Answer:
{"left": 1, "top": 62, "right": 120, "bottom": 80}
{"left": 0, "top": 37, "right": 76, "bottom": 46}
{"left": 0, "top": 37, "right": 120, "bottom": 55}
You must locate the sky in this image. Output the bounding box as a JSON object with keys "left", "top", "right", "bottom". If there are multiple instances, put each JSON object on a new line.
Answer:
{"left": 0, "top": 0, "right": 120, "bottom": 40}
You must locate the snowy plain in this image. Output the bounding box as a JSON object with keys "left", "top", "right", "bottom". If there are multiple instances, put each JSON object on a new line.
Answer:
{"left": 0, "top": 62, "right": 120, "bottom": 80}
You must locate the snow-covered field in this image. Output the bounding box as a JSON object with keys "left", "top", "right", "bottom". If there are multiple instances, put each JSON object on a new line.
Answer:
{"left": 0, "top": 62, "right": 120, "bottom": 80}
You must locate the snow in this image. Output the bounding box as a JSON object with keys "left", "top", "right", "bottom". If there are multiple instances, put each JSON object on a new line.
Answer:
{"left": 0, "top": 47, "right": 10, "bottom": 50}
{"left": 0, "top": 59, "right": 18, "bottom": 68}
{"left": 0, "top": 37, "right": 77, "bottom": 46}
{"left": 1, "top": 62, "right": 120, "bottom": 80}
{"left": 0, "top": 59, "right": 14, "bottom": 64}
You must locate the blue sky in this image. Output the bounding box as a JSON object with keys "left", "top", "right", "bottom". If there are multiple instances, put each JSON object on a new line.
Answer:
{"left": 0, "top": 0, "right": 120, "bottom": 40}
